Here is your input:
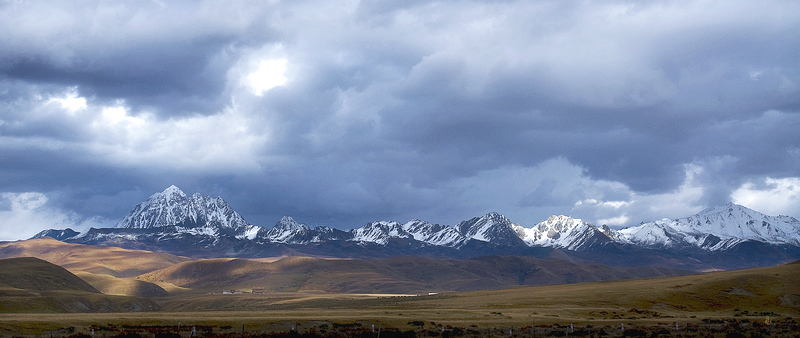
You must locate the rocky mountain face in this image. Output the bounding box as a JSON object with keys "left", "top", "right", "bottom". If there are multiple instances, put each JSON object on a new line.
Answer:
{"left": 115, "top": 185, "right": 256, "bottom": 233}
{"left": 517, "top": 215, "right": 613, "bottom": 251}
{"left": 256, "top": 216, "right": 349, "bottom": 244}
{"left": 32, "top": 186, "right": 800, "bottom": 270}
{"left": 616, "top": 203, "right": 800, "bottom": 250}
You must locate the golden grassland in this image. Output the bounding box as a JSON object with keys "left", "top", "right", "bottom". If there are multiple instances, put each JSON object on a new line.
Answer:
{"left": 0, "top": 261, "right": 797, "bottom": 336}
{"left": 0, "top": 238, "right": 190, "bottom": 278}
{"left": 1, "top": 239, "right": 691, "bottom": 297}
{"left": 73, "top": 271, "right": 171, "bottom": 298}
{"left": 0, "top": 238, "right": 797, "bottom": 336}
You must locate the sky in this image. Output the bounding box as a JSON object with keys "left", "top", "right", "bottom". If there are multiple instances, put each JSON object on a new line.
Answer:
{"left": 1, "top": 0, "right": 799, "bottom": 241}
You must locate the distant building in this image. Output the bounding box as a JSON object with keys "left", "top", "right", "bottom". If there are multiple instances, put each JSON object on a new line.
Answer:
{"left": 252, "top": 288, "right": 265, "bottom": 294}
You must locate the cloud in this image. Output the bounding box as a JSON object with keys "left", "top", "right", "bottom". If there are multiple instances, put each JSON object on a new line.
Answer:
{"left": 732, "top": 177, "right": 800, "bottom": 217}
{"left": 246, "top": 59, "right": 288, "bottom": 96}
{"left": 0, "top": 0, "right": 799, "bottom": 237}
{"left": 0, "top": 1, "right": 281, "bottom": 116}
{"left": 47, "top": 87, "right": 87, "bottom": 113}
{"left": 1, "top": 86, "right": 269, "bottom": 173}
{"left": 0, "top": 192, "right": 107, "bottom": 241}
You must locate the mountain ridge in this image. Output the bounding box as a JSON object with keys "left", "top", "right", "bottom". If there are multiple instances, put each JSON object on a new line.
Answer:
{"left": 31, "top": 186, "right": 800, "bottom": 270}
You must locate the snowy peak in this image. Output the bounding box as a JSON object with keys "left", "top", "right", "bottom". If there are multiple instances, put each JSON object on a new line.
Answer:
{"left": 115, "top": 186, "right": 254, "bottom": 232}
{"left": 617, "top": 203, "right": 800, "bottom": 250}
{"left": 518, "top": 215, "right": 608, "bottom": 250}
{"left": 161, "top": 185, "right": 186, "bottom": 201}
{"left": 537, "top": 215, "right": 587, "bottom": 233}
{"left": 689, "top": 203, "right": 771, "bottom": 229}
{"left": 255, "top": 216, "right": 348, "bottom": 244}
{"left": 274, "top": 216, "right": 310, "bottom": 232}
{"left": 401, "top": 220, "right": 466, "bottom": 247}
{"left": 457, "top": 212, "right": 525, "bottom": 245}
{"left": 680, "top": 203, "right": 800, "bottom": 246}
{"left": 256, "top": 216, "right": 314, "bottom": 244}
{"left": 349, "top": 221, "right": 409, "bottom": 245}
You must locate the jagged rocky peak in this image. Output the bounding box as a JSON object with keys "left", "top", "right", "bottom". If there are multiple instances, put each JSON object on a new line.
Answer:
{"left": 258, "top": 216, "right": 325, "bottom": 244}
{"left": 402, "top": 219, "right": 429, "bottom": 229}
{"left": 350, "top": 221, "right": 409, "bottom": 245}
{"left": 600, "top": 224, "right": 617, "bottom": 238}
{"left": 115, "top": 185, "right": 253, "bottom": 231}
{"left": 274, "top": 216, "right": 310, "bottom": 231}
{"left": 485, "top": 211, "right": 510, "bottom": 223}
{"left": 536, "top": 215, "right": 586, "bottom": 232}
{"left": 462, "top": 212, "right": 511, "bottom": 227}
{"left": 617, "top": 202, "right": 800, "bottom": 250}
{"left": 162, "top": 184, "right": 187, "bottom": 200}
{"left": 515, "top": 215, "right": 606, "bottom": 250}
{"left": 401, "top": 219, "right": 466, "bottom": 247}
{"left": 457, "top": 212, "right": 524, "bottom": 245}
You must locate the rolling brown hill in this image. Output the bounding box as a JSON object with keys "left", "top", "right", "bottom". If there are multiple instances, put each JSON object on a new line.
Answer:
{"left": 0, "top": 238, "right": 190, "bottom": 278}
{"left": 0, "top": 238, "right": 188, "bottom": 297}
{"left": 139, "top": 255, "right": 690, "bottom": 294}
{"left": 74, "top": 272, "right": 170, "bottom": 298}
{"left": 0, "top": 257, "right": 159, "bottom": 313}
{"left": 0, "top": 257, "right": 99, "bottom": 293}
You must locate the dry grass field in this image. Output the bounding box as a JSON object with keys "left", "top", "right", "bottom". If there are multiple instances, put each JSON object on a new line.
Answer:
{"left": 0, "top": 260, "right": 797, "bottom": 337}
{"left": 0, "top": 239, "right": 797, "bottom": 336}
{"left": 0, "top": 238, "right": 190, "bottom": 278}
{"left": 0, "top": 239, "right": 193, "bottom": 297}
{"left": 136, "top": 255, "right": 691, "bottom": 295}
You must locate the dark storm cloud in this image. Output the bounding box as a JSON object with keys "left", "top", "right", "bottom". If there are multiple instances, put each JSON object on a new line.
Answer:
{"left": 3, "top": 45, "right": 231, "bottom": 115}
{"left": 1, "top": 0, "right": 799, "bottom": 239}
{"left": 0, "top": 1, "right": 280, "bottom": 116}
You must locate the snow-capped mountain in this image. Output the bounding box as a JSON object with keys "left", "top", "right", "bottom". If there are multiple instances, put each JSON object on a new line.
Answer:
{"left": 517, "top": 215, "right": 612, "bottom": 251}
{"left": 348, "top": 219, "right": 467, "bottom": 246}
{"left": 617, "top": 203, "right": 800, "bottom": 251}
{"left": 401, "top": 220, "right": 466, "bottom": 247}
{"left": 29, "top": 186, "right": 800, "bottom": 269}
{"left": 258, "top": 216, "right": 348, "bottom": 244}
{"left": 456, "top": 212, "right": 526, "bottom": 246}
{"left": 116, "top": 185, "right": 256, "bottom": 234}
{"left": 350, "top": 221, "right": 410, "bottom": 245}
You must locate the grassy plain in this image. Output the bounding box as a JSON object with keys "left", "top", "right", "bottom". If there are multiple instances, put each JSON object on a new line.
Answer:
{"left": 0, "top": 261, "right": 797, "bottom": 336}
{"left": 1, "top": 239, "right": 797, "bottom": 336}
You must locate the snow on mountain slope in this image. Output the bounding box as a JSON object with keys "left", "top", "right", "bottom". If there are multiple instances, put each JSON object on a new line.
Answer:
{"left": 259, "top": 216, "right": 310, "bottom": 243}
{"left": 349, "top": 221, "right": 410, "bottom": 245}
{"left": 617, "top": 203, "right": 800, "bottom": 250}
{"left": 31, "top": 228, "right": 80, "bottom": 241}
{"left": 32, "top": 184, "right": 800, "bottom": 258}
{"left": 401, "top": 220, "right": 466, "bottom": 247}
{"left": 115, "top": 185, "right": 258, "bottom": 235}
{"left": 257, "top": 216, "right": 348, "bottom": 244}
{"left": 518, "top": 215, "right": 609, "bottom": 250}
{"left": 457, "top": 212, "right": 525, "bottom": 245}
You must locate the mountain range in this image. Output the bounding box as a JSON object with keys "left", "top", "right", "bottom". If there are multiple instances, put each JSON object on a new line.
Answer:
{"left": 33, "top": 185, "right": 800, "bottom": 270}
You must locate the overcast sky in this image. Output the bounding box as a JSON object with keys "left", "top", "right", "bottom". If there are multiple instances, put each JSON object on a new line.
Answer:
{"left": 1, "top": 0, "right": 799, "bottom": 240}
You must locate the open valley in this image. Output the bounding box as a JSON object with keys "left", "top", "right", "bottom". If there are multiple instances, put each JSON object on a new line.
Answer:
{"left": 0, "top": 252, "right": 797, "bottom": 337}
